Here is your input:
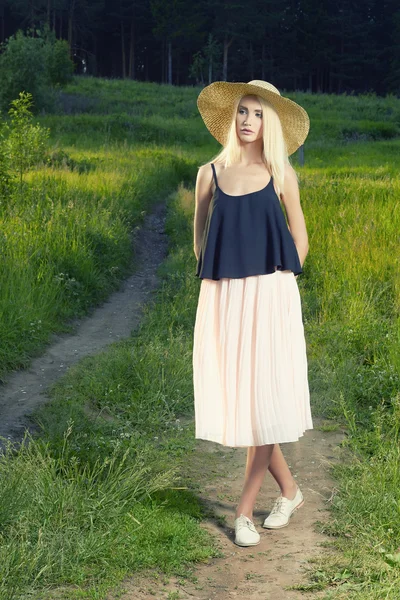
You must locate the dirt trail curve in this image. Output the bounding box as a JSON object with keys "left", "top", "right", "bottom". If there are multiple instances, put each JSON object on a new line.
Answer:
{"left": 0, "top": 200, "right": 169, "bottom": 442}
{"left": 117, "top": 423, "right": 344, "bottom": 600}
{"left": 0, "top": 197, "right": 345, "bottom": 599}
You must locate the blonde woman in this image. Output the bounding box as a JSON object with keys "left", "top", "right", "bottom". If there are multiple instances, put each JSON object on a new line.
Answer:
{"left": 192, "top": 80, "right": 313, "bottom": 547}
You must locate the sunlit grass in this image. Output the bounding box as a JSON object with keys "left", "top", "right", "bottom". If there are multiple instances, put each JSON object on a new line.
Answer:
{"left": 0, "top": 75, "right": 399, "bottom": 598}
{"left": 169, "top": 170, "right": 400, "bottom": 600}
{"left": 0, "top": 141, "right": 195, "bottom": 379}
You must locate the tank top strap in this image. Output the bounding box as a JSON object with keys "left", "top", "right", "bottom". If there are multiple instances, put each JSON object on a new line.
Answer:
{"left": 210, "top": 163, "right": 218, "bottom": 189}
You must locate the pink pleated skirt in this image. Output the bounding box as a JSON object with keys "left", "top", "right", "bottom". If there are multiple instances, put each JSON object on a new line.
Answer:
{"left": 192, "top": 269, "right": 313, "bottom": 447}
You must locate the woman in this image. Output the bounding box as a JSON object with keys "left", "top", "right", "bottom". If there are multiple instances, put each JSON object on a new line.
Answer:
{"left": 192, "top": 80, "right": 313, "bottom": 547}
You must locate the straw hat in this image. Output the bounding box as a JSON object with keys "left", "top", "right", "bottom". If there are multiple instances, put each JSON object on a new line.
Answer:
{"left": 197, "top": 80, "right": 310, "bottom": 156}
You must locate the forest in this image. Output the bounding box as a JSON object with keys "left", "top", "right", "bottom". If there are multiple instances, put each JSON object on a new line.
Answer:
{"left": 0, "top": 0, "right": 399, "bottom": 94}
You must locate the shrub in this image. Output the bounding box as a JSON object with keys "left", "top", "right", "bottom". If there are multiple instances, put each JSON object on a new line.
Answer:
{"left": 0, "top": 120, "right": 14, "bottom": 200}
{"left": 0, "top": 29, "right": 74, "bottom": 113}
{"left": 6, "top": 92, "right": 50, "bottom": 188}
{"left": 46, "top": 38, "right": 74, "bottom": 87}
{"left": 0, "top": 30, "right": 49, "bottom": 113}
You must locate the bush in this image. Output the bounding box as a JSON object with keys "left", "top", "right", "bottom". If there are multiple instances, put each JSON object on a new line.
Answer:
{"left": 340, "top": 119, "right": 400, "bottom": 141}
{"left": 0, "top": 92, "right": 49, "bottom": 196}
{"left": 6, "top": 92, "right": 50, "bottom": 187}
{"left": 0, "top": 121, "right": 14, "bottom": 200}
{"left": 0, "top": 29, "right": 74, "bottom": 113}
{"left": 46, "top": 38, "right": 74, "bottom": 87}
{"left": 0, "top": 30, "right": 49, "bottom": 113}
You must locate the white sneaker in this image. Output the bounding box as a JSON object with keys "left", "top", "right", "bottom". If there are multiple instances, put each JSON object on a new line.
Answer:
{"left": 234, "top": 514, "right": 261, "bottom": 546}
{"left": 262, "top": 487, "right": 304, "bottom": 529}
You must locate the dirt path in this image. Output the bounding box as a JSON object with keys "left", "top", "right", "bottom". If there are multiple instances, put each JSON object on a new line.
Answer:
{"left": 0, "top": 194, "right": 345, "bottom": 599}
{"left": 117, "top": 421, "right": 344, "bottom": 600}
{"left": 0, "top": 200, "right": 169, "bottom": 442}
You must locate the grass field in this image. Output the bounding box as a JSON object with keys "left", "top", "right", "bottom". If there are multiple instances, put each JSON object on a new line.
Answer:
{"left": 0, "top": 76, "right": 399, "bottom": 598}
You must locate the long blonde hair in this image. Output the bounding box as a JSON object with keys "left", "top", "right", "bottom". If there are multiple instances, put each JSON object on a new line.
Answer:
{"left": 203, "top": 94, "right": 297, "bottom": 198}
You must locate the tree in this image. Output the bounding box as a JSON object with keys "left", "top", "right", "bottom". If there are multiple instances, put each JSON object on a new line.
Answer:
{"left": 0, "top": 0, "right": 399, "bottom": 92}
{"left": 0, "top": 27, "right": 74, "bottom": 111}
{"left": 6, "top": 91, "right": 49, "bottom": 190}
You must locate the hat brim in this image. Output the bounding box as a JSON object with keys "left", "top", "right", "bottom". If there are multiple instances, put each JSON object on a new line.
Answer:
{"left": 197, "top": 81, "right": 310, "bottom": 156}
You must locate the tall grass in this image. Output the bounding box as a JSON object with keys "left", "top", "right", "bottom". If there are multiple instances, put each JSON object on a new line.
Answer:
{"left": 299, "top": 168, "right": 400, "bottom": 423}
{"left": 0, "top": 75, "right": 399, "bottom": 598}
{"left": 0, "top": 428, "right": 175, "bottom": 599}
{"left": 0, "top": 187, "right": 219, "bottom": 599}
{"left": 0, "top": 144, "right": 194, "bottom": 380}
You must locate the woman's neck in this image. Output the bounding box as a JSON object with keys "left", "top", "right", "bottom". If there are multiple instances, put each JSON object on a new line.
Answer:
{"left": 238, "top": 139, "right": 263, "bottom": 165}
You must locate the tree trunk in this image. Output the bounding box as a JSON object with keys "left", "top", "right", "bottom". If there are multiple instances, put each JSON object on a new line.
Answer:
{"left": 0, "top": 1, "right": 4, "bottom": 43}
{"left": 121, "top": 20, "right": 126, "bottom": 78}
{"left": 160, "top": 39, "right": 162, "bottom": 82}
{"left": 30, "top": 0, "right": 34, "bottom": 33}
{"left": 338, "top": 13, "right": 344, "bottom": 93}
{"left": 167, "top": 40, "right": 172, "bottom": 84}
{"left": 208, "top": 57, "right": 212, "bottom": 84}
{"left": 223, "top": 35, "right": 233, "bottom": 81}
{"left": 47, "top": 0, "right": 51, "bottom": 28}
{"left": 129, "top": 15, "right": 135, "bottom": 79}
{"left": 316, "top": 66, "right": 321, "bottom": 93}
{"left": 176, "top": 49, "right": 180, "bottom": 85}
{"left": 91, "top": 36, "right": 97, "bottom": 75}
{"left": 249, "top": 41, "right": 254, "bottom": 80}
{"left": 261, "top": 42, "right": 265, "bottom": 80}
{"left": 68, "top": 13, "right": 72, "bottom": 49}
{"left": 68, "top": 0, "right": 76, "bottom": 54}
{"left": 58, "top": 9, "right": 62, "bottom": 39}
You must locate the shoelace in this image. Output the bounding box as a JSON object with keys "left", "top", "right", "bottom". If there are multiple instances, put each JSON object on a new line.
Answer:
{"left": 270, "top": 496, "right": 289, "bottom": 515}
{"left": 237, "top": 514, "right": 256, "bottom": 532}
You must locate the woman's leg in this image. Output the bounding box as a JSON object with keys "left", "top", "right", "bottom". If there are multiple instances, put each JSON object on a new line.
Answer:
{"left": 268, "top": 443, "right": 298, "bottom": 499}
{"left": 235, "top": 444, "right": 274, "bottom": 521}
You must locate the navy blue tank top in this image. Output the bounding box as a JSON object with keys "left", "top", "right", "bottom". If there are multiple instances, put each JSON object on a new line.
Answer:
{"left": 195, "top": 163, "right": 302, "bottom": 280}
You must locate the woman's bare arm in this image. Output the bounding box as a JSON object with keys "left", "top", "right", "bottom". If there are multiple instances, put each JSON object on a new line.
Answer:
{"left": 280, "top": 164, "right": 309, "bottom": 269}
{"left": 193, "top": 164, "right": 213, "bottom": 261}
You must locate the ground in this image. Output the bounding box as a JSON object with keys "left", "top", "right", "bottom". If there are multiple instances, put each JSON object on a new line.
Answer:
{"left": 0, "top": 200, "right": 168, "bottom": 442}
{"left": 0, "top": 199, "right": 345, "bottom": 600}
{"left": 114, "top": 421, "right": 344, "bottom": 600}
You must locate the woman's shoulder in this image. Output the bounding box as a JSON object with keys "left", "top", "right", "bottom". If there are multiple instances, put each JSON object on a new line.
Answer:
{"left": 198, "top": 160, "right": 222, "bottom": 172}
{"left": 197, "top": 161, "right": 215, "bottom": 180}
{"left": 196, "top": 162, "right": 215, "bottom": 197}
{"left": 197, "top": 160, "right": 221, "bottom": 183}
{"left": 284, "top": 162, "right": 299, "bottom": 182}
{"left": 198, "top": 160, "right": 213, "bottom": 172}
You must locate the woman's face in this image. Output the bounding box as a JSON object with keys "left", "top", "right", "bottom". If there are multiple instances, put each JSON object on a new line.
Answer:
{"left": 235, "top": 95, "right": 263, "bottom": 143}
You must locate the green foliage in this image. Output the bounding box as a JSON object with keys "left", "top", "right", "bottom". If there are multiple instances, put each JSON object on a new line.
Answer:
{"left": 0, "top": 30, "right": 49, "bottom": 112}
{"left": 189, "top": 50, "right": 207, "bottom": 84}
{"left": 189, "top": 33, "right": 221, "bottom": 84}
{"left": 341, "top": 119, "right": 399, "bottom": 141}
{"left": 46, "top": 38, "right": 74, "bottom": 87}
{"left": 0, "top": 182, "right": 219, "bottom": 597}
{"left": 0, "top": 140, "right": 194, "bottom": 380}
{"left": 0, "top": 29, "right": 74, "bottom": 113}
{"left": 0, "top": 91, "right": 49, "bottom": 201}
{"left": 305, "top": 396, "right": 400, "bottom": 598}
{"left": 0, "top": 120, "right": 14, "bottom": 199}
{"left": 6, "top": 92, "right": 50, "bottom": 187}
{"left": 0, "top": 426, "right": 208, "bottom": 599}
{"left": 0, "top": 75, "right": 399, "bottom": 598}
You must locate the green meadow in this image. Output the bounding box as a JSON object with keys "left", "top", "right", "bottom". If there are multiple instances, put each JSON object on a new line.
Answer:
{"left": 0, "top": 76, "right": 399, "bottom": 598}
